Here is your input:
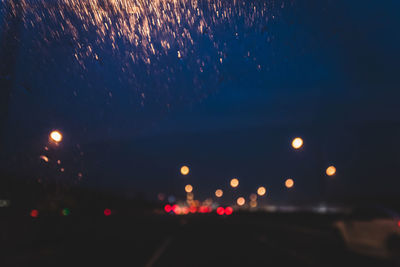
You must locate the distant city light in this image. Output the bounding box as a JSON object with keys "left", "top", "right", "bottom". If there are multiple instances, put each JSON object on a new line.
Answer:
{"left": 50, "top": 130, "right": 63, "bottom": 143}
{"left": 185, "top": 184, "right": 193, "bottom": 193}
{"left": 237, "top": 197, "right": 245, "bottom": 206}
{"left": 180, "top": 165, "right": 190, "bottom": 176}
{"left": 326, "top": 166, "right": 337, "bottom": 176}
{"left": 250, "top": 201, "right": 257, "bottom": 208}
{"left": 292, "top": 137, "right": 303, "bottom": 149}
{"left": 104, "top": 208, "right": 112, "bottom": 216}
{"left": 189, "top": 206, "right": 197, "bottom": 213}
{"left": 164, "top": 204, "right": 172, "bottom": 213}
{"left": 172, "top": 204, "right": 181, "bottom": 215}
{"left": 230, "top": 178, "right": 239, "bottom": 188}
{"left": 30, "top": 209, "right": 39, "bottom": 218}
{"left": 216, "top": 207, "right": 225, "bottom": 215}
{"left": 62, "top": 208, "right": 70, "bottom": 216}
{"left": 215, "top": 189, "right": 223, "bottom": 198}
{"left": 250, "top": 193, "right": 257, "bottom": 201}
{"left": 257, "top": 186, "right": 266, "bottom": 196}
{"left": 224, "top": 207, "right": 233, "bottom": 215}
{"left": 285, "top": 179, "right": 294, "bottom": 188}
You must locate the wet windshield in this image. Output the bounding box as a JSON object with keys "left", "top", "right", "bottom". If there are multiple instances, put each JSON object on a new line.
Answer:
{"left": 1, "top": 0, "right": 400, "bottom": 266}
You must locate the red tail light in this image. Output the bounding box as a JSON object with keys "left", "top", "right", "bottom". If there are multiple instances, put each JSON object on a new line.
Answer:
{"left": 164, "top": 204, "right": 172, "bottom": 213}
{"left": 216, "top": 207, "right": 225, "bottom": 215}
{"left": 224, "top": 207, "right": 233, "bottom": 215}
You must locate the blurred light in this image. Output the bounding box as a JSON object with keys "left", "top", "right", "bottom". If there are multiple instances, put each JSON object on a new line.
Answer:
{"left": 285, "top": 179, "right": 294, "bottom": 188}
{"left": 189, "top": 206, "right": 197, "bottom": 213}
{"left": 30, "top": 209, "right": 39, "bottom": 218}
{"left": 237, "top": 197, "right": 245, "bottom": 206}
{"left": 257, "top": 186, "right": 266, "bottom": 196}
{"left": 168, "top": 195, "right": 176, "bottom": 203}
{"left": 50, "top": 130, "right": 63, "bottom": 143}
{"left": 224, "top": 207, "right": 233, "bottom": 215}
{"left": 182, "top": 207, "right": 189, "bottom": 215}
{"left": 0, "top": 200, "right": 10, "bottom": 207}
{"left": 61, "top": 208, "right": 70, "bottom": 216}
{"left": 230, "top": 178, "right": 239, "bottom": 188}
{"left": 164, "top": 204, "right": 172, "bottom": 213}
{"left": 326, "top": 166, "right": 336, "bottom": 176}
{"left": 60, "top": 168, "right": 65, "bottom": 172}
{"left": 158, "top": 193, "right": 165, "bottom": 201}
{"left": 104, "top": 208, "right": 112, "bottom": 216}
{"left": 215, "top": 189, "right": 223, "bottom": 198}
{"left": 187, "top": 192, "right": 194, "bottom": 200}
{"left": 397, "top": 221, "right": 400, "bottom": 228}
{"left": 292, "top": 137, "right": 303, "bottom": 149}
{"left": 40, "top": 155, "right": 49, "bottom": 162}
{"left": 180, "top": 165, "right": 190, "bottom": 176}
{"left": 250, "top": 201, "right": 257, "bottom": 208}
{"left": 172, "top": 204, "right": 181, "bottom": 215}
{"left": 185, "top": 184, "right": 193, "bottom": 193}
{"left": 57, "top": 160, "right": 61, "bottom": 165}
{"left": 250, "top": 194, "right": 257, "bottom": 201}
{"left": 216, "top": 207, "right": 225, "bottom": 215}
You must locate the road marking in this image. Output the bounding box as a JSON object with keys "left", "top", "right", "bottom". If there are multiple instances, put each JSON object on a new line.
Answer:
{"left": 144, "top": 236, "right": 173, "bottom": 267}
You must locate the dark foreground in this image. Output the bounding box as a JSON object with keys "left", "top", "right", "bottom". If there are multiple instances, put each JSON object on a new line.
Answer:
{"left": 1, "top": 213, "right": 397, "bottom": 267}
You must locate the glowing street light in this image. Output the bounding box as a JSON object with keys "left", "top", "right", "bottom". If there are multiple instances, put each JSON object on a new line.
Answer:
{"left": 230, "top": 178, "right": 239, "bottom": 188}
{"left": 257, "top": 186, "right": 266, "bottom": 196}
{"left": 326, "top": 166, "right": 336, "bottom": 176}
{"left": 291, "top": 137, "right": 303, "bottom": 150}
{"left": 237, "top": 197, "right": 245, "bottom": 206}
{"left": 185, "top": 184, "right": 193, "bottom": 193}
{"left": 180, "top": 165, "right": 190, "bottom": 176}
{"left": 215, "top": 189, "right": 223, "bottom": 198}
{"left": 50, "top": 130, "right": 63, "bottom": 143}
{"left": 285, "top": 178, "right": 294, "bottom": 189}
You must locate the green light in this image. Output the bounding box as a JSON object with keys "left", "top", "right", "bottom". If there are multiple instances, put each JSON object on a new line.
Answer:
{"left": 62, "top": 208, "right": 70, "bottom": 216}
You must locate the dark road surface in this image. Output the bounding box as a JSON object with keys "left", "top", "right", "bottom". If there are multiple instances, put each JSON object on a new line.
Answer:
{"left": 1, "top": 213, "right": 397, "bottom": 267}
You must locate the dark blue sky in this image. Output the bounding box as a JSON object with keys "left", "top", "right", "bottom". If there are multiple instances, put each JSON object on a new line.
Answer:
{"left": 1, "top": 0, "right": 400, "bottom": 203}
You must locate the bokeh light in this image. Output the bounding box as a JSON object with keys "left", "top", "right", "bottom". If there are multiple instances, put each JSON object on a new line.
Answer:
{"left": 61, "top": 208, "right": 70, "bottom": 216}
{"left": 326, "top": 166, "right": 337, "bottom": 176}
{"left": 215, "top": 189, "right": 223, "bottom": 198}
{"left": 224, "top": 207, "right": 233, "bottom": 215}
{"left": 292, "top": 137, "right": 303, "bottom": 149}
{"left": 30, "top": 209, "right": 39, "bottom": 218}
{"left": 216, "top": 207, "right": 225, "bottom": 215}
{"left": 250, "top": 193, "right": 257, "bottom": 201}
{"left": 285, "top": 179, "right": 294, "bottom": 188}
{"left": 185, "top": 184, "right": 193, "bottom": 193}
{"left": 250, "top": 200, "right": 257, "bottom": 208}
{"left": 230, "top": 178, "right": 239, "bottom": 188}
{"left": 50, "top": 130, "right": 63, "bottom": 143}
{"left": 180, "top": 165, "right": 190, "bottom": 176}
{"left": 237, "top": 197, "right": 245, "bottom": 206}
{"left": 257, "top": 186, "right": 266, "bottom": 196}
{"left": 104, "top": 208, "right": 112, "bottom": 216}
{"left": 164, "top": 204, "right": 172, "bottom": 213}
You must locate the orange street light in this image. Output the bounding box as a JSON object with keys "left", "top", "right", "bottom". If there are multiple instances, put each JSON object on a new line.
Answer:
{"left": 50, "top": 130, "right": 63, "bottom": 143}
{"left": 180, "top": 165, "right": 190, "bottom": 176}
{"left": 215, "top": 189, "right": 223, "bottom": 198}
{"left": 291, "top": 137, "right": 303, "bottom": 149}
{"left": 257, "top": 186, "right": 266, "bottom": 196}
{"left": 326, "top": 166, "right": 337, "bottom": 176}
{"left": 285, "top": 178, "right": 294, "bottom": 189}
{"left": 237, "top": 197, "right": 245, "bottom": 206}
{"left": 185, "top": 184, "right": 193, "bottom": 193}
{"left": 230, "top": 178, "right": 239, "bottom": 188}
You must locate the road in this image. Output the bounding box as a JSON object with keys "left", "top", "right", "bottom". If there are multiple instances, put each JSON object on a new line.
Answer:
{"left": 1, "top": 213, "right": 397, "bottom": 267}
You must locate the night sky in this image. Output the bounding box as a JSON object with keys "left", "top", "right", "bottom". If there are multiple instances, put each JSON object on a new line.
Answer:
{"left": 1, "top": 0, "right": 400, "bottom": 203}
